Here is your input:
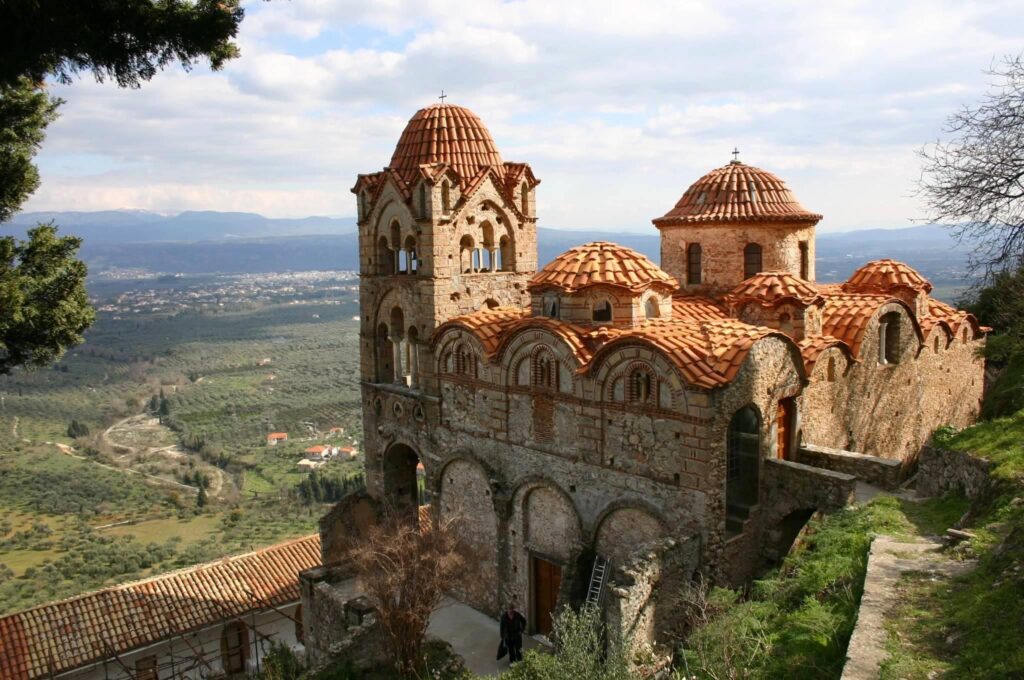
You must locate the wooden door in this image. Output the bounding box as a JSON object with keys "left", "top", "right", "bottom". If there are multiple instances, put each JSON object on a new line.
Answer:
{"left": 532, "top": 556, "right": 562, "bottom": 636}
{"left": 777, "top": 398, "right": 795, "bottom": 461}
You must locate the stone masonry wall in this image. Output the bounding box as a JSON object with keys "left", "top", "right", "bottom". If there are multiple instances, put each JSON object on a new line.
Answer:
{"left": 797, "top": 444, "right": 902, "bottom": 490}
{"left": 917, "top": 444, "right": 993, "bottom": 500}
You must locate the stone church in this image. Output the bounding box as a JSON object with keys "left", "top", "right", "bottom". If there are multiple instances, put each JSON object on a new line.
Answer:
{"left": 304, "top": 102, "right": 985, "bottom": 654}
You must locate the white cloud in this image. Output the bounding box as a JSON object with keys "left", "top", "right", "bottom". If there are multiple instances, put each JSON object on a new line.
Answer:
{"left": 20, "top": 0, "right": 1024, "bottom": 232}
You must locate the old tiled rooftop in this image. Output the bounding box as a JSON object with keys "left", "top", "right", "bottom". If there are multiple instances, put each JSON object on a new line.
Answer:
{"left": 0, "top": 535, "right": 320, "bottom": 680}
{"left": 844, "top": 259, "right": 933, "bottom": 294}
{"left": 388, "top": 103, "right": 505, "bottom": 189}
{"left": 654, "top": 162, "right": 822, "bottom": 226}
{"left": 726, "top": 271, "right": 823, "bottom": 307}
{"left": 798, "top": 335, "right": 854, "bottom": 374}
{"left": 819, "top": 292, "right": 897, "bottom": 355}
{"left": 528, "top": 242, "right": 679, "bottom": 293}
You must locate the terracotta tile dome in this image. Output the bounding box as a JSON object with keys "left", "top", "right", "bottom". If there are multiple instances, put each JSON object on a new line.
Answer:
{"left": 528, "top": 241, "right": 678, "bottom": 293}
{"left": 654, "top": 161, "right": 822, "bottom": 226}
{"left": 388, "top": 103, "right": 504, "bottom": 187}
{"left": 844, "top": 259, "right": 933, "bottom": 294}
{"left": 725, "top": 271, "right": 823, "bottom": 307}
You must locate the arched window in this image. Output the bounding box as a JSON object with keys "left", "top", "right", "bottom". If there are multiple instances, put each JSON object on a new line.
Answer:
{"left": 499, "top": 235, "right": 513, "bottom": 271}
{"left": 406, "top": 326, "right": 420, "bottom": 388}
{"left": 592, "top": 300, "right": 613, "bottom": 323}
{"left": 454, "top": 344, "right": 476, "bottom": 377}
{"left": 376, "top": 323, "right": 393, "bottom": 383}
{"left": 418, "top": 184, "right": 427, "bottom": 218}
{"left": 441, "top": 180, "right": 451, "bottom": 214}
{"left": 377, "top": 236, "right": 394, "bottom": 275}
{"left": 726, "top": 406, "right": 760, "bottom": 511}
{"left": 826, "top": 355, "right": 836, "bottom": 382}
{"left": 961, "top": 326, "right": 969, "bottom": 342}
{"left": 933, "top": 334, "right": 941, "bottom": 353}
{"left": 221, "top": 621, "right": 249, "bottom": 674}
{"left": 532, "top": 350, "right": 557, "bottom": 390}
{"left": 521, "top": 181, "right": 529, "bottom": 216}
{"left": 628, "top": 367, "right": 654, "bottom": 404}
{"left": 404, "top": 235, "right": 418, "bottom": 274}
{"left": 743, "top": 243, "right": 762, "bottom": 279}
{"left": 778, "top": 312, "right": 793, "bottom": 335}
{"left": 543, "top": 296, "right": 560, "bottom": 319}
{"left": 459, "top": 235, "right": 475, "bottom": 273}
{"left": 481, "top": 222, "right": 495, "bottom": 272}
{"left": 878, "top": 311, "right": 900, "bottom": 365}
{"left": 687, "top": 243, "right": 702, "bottom": 285}
{"left": 644, "top": 297, "right": 660, "bottom": 319}
{"left": 799, "top": 241, "right": 809, "bottom": 279}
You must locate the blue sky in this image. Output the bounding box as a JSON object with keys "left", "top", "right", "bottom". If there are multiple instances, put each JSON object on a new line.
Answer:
{"left": 22, "top": 0, "right": 1024, "bottom": 233}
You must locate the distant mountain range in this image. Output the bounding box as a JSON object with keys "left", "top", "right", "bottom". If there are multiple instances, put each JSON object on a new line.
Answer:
{"left": 2, "top": 210, "right": 975, "bottom": 295}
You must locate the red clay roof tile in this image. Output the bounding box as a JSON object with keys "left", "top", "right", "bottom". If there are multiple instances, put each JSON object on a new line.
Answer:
{"left": 654, "top": 162, "right": 821, "bottom": 226}
{"left": 529, "top": 242, "right": 678, "bottom": 294}
{"left": 725, "top": 271, "right": 822, "bottom": 307}
{"left": 0, "top": 535, "right": 320, "bottom": 680}
{"left": 844, "top": 259, "right": 933, "bottom": 294}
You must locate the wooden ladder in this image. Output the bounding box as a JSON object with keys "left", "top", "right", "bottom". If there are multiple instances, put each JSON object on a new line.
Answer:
{"left": 586, "top": 555, "right": 610, "bottom": 608}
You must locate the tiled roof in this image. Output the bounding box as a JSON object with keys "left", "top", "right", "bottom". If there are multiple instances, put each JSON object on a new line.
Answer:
{"left": 844, "top": 259, "right": 933, "bottom": 294}
{"left": 671, "top": 295, "right": 729, "bottom": 322}
{"left": 436, "top": 305, "right": 789, "bottom": 389}
{"left": 654, "top": 162, "right": 822, "bottom": 226}
{"left": 388, "top": 103, "right": 504, "bottom": 189}
{"left": 528, "top": 242, "right": 678, "bottom": 294}
{"left": 725, "top": 271, "right": 822, "bottom": 307}
{"left": 798, "top": 336, "right": 854, "bottom": 375}
{"left": 819, "top": 292, "right": 896, "bottom": 356}
{"left": 926, "top": 298, "right": 984, "bottom": 335}
{"left": 0, "top": 535, "right": 320, "bottom": 680}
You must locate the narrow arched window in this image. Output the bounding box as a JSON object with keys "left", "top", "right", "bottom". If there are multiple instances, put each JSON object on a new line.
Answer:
{"left": 879, "top": 311, "right": 900, "bottom": 365}
{"left": 592, "top": 300, "right": 613, "bottom": 322}
{"left": 933, "top": 334, "right": 941, "bottom": 353}
{"left": 827, "top": 356, "right": 836, "bottom": 382}
{"left": 799, "top": 241, "right": 809, "bottom": 279}
{"left": 532, "top": 351, "right": 557, "bottom": 390}
{"left": 726, "top": 406, "right": 760, "bottom": 511}
{"left": 521, "top": 181, "right": 529, "bottom": 216}
{"left": 743, "top": 243, "right": 762, "bottom": 279}
{"left": 628, "top": 369, "right": 654, "bottom": 404}
{"left": 778, "top": 312, "right": 793, "bottom": 335}
{"left": 418, "top": 184, "right": 427, "bottom": 217}
{"left": 441, "top": 180, "right": 451, "bottom": 214}
{"left": 687, "top": 243, "right": 702, "bottom": 285}
{"left": 544, "top": 296, "right": 560, "bottom": 319}
{"left": 644, "top": 297, "right": 660, "bottom": 319}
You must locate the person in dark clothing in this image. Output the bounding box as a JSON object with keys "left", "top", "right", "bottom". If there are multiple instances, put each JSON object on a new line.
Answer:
{"left": 499, "top": 602, "right": 527, "bottom": 663}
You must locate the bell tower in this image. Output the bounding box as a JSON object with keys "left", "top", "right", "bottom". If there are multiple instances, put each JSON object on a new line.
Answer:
{"left": 352, "top": 102, "right": 540, "bottom": 506}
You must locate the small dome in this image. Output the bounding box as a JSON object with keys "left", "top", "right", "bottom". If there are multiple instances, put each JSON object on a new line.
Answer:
{"left": 654, "top": 161, "right": 822, "bottom": 226}
{"left": 388, "top": 103, "right": 504, "bottom": 187}
{"left": 529, "top": 241, "right": 678, "bottom": 293}
{"left": 844, "top": 259, "right": 932, "bottom": 294}
{"left": 726, "top": 271, "right": 822, "bottom": 307}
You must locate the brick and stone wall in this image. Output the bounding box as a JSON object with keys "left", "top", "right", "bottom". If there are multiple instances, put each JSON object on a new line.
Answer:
{"left": 797, "top": 444, "right": 902, "bottom": 489}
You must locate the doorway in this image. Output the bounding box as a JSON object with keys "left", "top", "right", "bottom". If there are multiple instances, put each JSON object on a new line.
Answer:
{"left": 777, "top": 398, "right": 796, "bottom": 461}
{"left": 531, "top": 556, "right": 562, "bottom": 636}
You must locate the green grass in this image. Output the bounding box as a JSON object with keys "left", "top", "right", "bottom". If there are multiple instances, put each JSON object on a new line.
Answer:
{"left": 678, "top": 495, "right": 966, "bottom": 680}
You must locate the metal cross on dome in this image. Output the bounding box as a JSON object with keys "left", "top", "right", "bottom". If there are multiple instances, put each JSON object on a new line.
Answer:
{"left": 731, "top": 147, "right": 741, "bottom": 162}
{"left": 439, "top": 91, "right": 447, "bottom": 103}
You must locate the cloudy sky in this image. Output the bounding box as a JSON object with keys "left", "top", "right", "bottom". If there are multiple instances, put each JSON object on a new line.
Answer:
{"left": 23, "top": 0, "right": 1024, "bottom": 233}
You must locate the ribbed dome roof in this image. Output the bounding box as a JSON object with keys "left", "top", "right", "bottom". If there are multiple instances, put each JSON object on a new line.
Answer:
{"left": 844, "top": 259, "right": 933, "bottom": 294}
{"left": 726, "top": 271, "right": 822, "bottom": 307}
{"left": 654, "top": 161, "right": 822, "bottom": 226}
{"left": 529, "top": 241, "right": 678, "bottom": 293}
{"left": 388, "top": 103, "right": 504, "bottom": 187}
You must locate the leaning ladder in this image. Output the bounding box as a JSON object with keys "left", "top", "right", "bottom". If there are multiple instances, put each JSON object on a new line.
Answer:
{"left": 586, "top": 555, "right": 610, "bottom": 608}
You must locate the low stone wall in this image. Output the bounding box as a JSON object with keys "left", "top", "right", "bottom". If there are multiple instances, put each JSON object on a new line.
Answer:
{"left": 763, "top": 458, "right": 857, "bottom": 515}
{"left": 917, "top": 445, "right": 993, "bottom": 500}
{"left": 798, "top": 444, "right": 903, "bottom": 490}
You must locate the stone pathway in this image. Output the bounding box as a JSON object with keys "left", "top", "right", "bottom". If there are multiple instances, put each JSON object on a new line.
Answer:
{"left": 428, "top": 598, "right": 542, "bottom": 677}
{"left": 840, "top": 535, "right": 972, "bottom": 680}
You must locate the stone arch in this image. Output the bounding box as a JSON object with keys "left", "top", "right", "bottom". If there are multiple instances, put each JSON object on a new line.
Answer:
{"left": 726, "top": 404, "right": 762, "bottom": 512}
{"left": 434, "top": 327, "right": 492, "bottom": 381}
{"left": 437, "top": 457, "right": 500, "bottom": 611}
{"left": 593, "top": 504, "right": 667, "bottom": 566}
{"left": 592, "top": 345, "right": 687, "bottom": 411}
{"left": 380, "top": 441, "right": 422, "bottom": 524}
{"left": 459, "top": 234, "right": 476, "bottom": 273}
{"left": 499, "top": 328, "right": 580, "bottom": 396}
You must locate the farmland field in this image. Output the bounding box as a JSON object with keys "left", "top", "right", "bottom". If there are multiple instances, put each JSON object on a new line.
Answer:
{"left": 0, "top": 273, "right": 366, "bottom": 614}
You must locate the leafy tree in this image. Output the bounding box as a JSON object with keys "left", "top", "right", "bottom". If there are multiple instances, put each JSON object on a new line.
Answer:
{"left": 0, "top": 1, "right": 247, "bottom": 372}
{"left": 196, "top": 485, "right": 207, "bottom": 508}
{"left": 148, "top": 394, "right": 159, "bottom": 412}
{"left": 67, "top": 419, "right": 90, "bottom": 438}
{"left": 0, "top": 224, "right": 93, "bottom": 373}
{"left": 919, "top": 54, "right": 1024, "bottom": 278}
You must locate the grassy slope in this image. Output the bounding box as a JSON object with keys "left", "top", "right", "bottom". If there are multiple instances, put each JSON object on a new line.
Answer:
{"left": 880, "top": 415, "right": 1024, "bottom": 678}
{"left": 679, "top": 495, "right": 966, "bottom": 680}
